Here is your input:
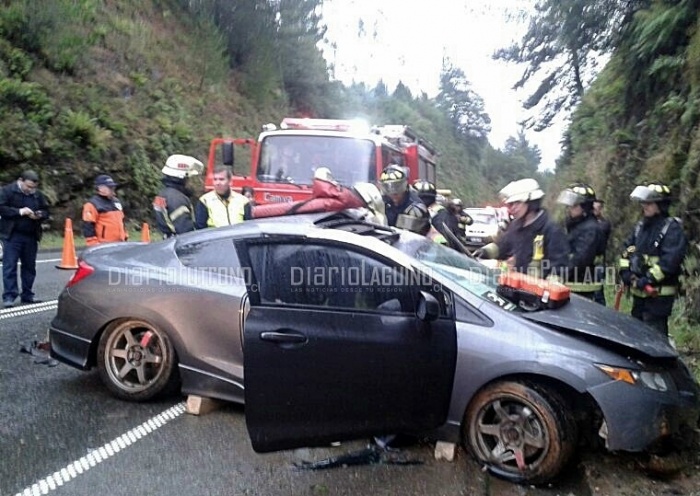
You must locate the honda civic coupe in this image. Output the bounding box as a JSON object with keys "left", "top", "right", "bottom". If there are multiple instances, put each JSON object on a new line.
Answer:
{"left": 49, "top": 211, "right": 700, "bottom": 485}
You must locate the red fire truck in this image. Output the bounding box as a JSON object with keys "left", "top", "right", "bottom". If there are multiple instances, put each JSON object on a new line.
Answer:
{"left": 204, "top": 117, "right": 438, "bottom": 205}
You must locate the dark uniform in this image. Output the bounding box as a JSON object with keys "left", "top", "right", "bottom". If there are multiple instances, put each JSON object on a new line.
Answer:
{"left": 380, "top": 166, "right": 430, "bottom": 236}
{"left": 557, "top": 183, "right": 603, "bottom": 300}
{"left": 618, "top": 183, "right": 687, "bottom": 336}
{"left": 563, "top": 215, "right": 602, "bottom": 298}
{"left": 153, "top": 177, "right": 196, "bottom": 237}
{"left": 593, "top": 212, "right": 612, "bottom": 305}
{"left": 496, "top": 211, "right": 569, "bottom": 279}
{"left": 413, "top": 180, "right": 461, "bottom": 244}
{"left": 384, "top": 190, "right": 430, "bottom": 235}
{"left": 0, "top": 172, "right": 49, "bottom": 306}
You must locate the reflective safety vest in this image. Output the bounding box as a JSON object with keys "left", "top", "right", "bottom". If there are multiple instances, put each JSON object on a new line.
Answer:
{"left": 199, "top": 190, "right": 249, "bottom": 228}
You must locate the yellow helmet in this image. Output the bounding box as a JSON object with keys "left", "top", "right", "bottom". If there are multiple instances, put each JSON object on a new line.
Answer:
{"left": 379, "top": 164, "right": 408, "bottom": 195}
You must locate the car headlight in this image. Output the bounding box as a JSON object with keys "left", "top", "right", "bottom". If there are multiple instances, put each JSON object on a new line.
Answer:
{"left": 595, "top": 364, "right": 670, "bottom": 392}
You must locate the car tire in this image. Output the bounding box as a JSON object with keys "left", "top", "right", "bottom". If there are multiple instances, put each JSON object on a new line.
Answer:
{"left": 97, "top": 319, "right": 180, "bottom": 402}
{"left": 463, "top": 381, "right": 577, "bottom": 485}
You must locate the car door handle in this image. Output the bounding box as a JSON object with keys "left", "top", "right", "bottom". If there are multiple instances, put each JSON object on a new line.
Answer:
{"left": 259, "top": 331, "right": 307, "bottom": 344}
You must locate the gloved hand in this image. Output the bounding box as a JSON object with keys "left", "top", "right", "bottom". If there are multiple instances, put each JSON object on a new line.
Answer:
{"left": 619, "top": 270, "right": 633, "bottom": 286}
{"left": 635, "top": 276, "right": 651, "bottom": 291}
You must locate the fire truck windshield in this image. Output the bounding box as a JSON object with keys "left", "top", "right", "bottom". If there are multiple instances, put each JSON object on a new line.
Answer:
{"left": 257, "top": 135, "right": 376, "bottom": 186}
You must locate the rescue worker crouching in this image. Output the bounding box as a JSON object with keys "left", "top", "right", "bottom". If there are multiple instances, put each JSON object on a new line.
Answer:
{"left": 82, "top": 174, "right": 128, "bottom": 246}
{"left": 476, "top": 178, "right": 568, "bottom": 280}
{"left": 195, "top": 167, "right": 251, "bottom": 229}
{"left": 413, "top": 180, "right": 459, "bottom": 245}
{"left": 556, "top": 183, "right": 604, "bottom": 301}
{"left": 379, "top": 165, "right": 430, "bottom": 235}
{"left": 153, "top": 154, "right": 203, "bottom": 238}
{"left": 618, "top": 182, "right": 687, "bottom": 336}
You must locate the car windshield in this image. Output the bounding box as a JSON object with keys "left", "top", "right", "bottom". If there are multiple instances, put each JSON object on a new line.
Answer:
{"left": 257, "top": 135, "right": 376, "bottom": 186}
{"left": 393, "top": 233, "right": 516, "bottom": 310}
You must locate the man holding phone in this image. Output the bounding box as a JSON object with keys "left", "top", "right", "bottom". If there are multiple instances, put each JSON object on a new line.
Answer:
{"left": 0, "top": 170, "right": 50, "bottom": 307}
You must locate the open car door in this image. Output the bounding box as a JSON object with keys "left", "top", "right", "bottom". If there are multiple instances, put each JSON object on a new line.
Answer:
{"left": 238, "top": 239, "right": 457, "bottom": 452}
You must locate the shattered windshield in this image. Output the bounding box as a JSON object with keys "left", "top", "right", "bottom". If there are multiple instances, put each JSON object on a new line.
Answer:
{"left": 257, "top": 135, "right": 376, "bottom": 186}
{"left": 394, "top": 234, "right": 516, "bottom": 311}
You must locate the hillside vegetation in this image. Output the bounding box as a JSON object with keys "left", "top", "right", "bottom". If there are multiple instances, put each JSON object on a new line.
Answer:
{"left": 0, "top": 0, "right": 542, "bottom": 226}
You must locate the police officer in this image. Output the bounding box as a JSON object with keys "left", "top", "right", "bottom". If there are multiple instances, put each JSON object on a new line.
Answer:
{"left": 195, "top": 167, "right": 251, "bottom": 229}
{"left": 618, "top": 182, "right": 687, "bottom": 336}
{"left": 478, "top": 178, "right": 568, "bottom": 279}
{"left": 556, "top": 183, "right": 603, "bottom": 300}
{"left": 153, "top": 155, "right": 202, "bottom": 238}
{"left": 413, "top": 180, "right": 458, "bottom": 245}
{"left": 379, "top": 165, "right": 430, "bottom": 235}
{"left": 82, "top": 174, "right": 128, "bottom": 246}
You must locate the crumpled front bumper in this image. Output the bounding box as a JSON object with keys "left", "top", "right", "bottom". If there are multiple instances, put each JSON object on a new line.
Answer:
{"left": 588, "top": 363, "right": 700, "bottom": 451}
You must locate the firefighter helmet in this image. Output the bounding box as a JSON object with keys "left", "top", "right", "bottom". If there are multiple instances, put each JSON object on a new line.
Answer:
{"left": 379, "top": 164, "right": 408, "bottom": 195}
{"left": 413, "top": 179, "right": 437, "bottom": 205}
{"left": 353, "top": 182, "right": 387, "bottom": 225}
{"left": 162, "top": 154, "right": 203, "bottom": 179}
{"left": 449, "top": 198, "right": 464, "bottom": 210}
{"left": 630, "top": 182, "right": 672, "bottom": 203}
{"left": 557, "top": 182, "right": 596, "bottom": 207}
{"left": 499, "top": 178, "right": 545, "bottom": 203}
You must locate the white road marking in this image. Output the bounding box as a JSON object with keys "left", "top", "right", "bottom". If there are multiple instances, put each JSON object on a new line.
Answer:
{"left": 15, "top": 402, "right": 186, "bottom": 496}
{"left": 0, "top": 257, "right": 63, "bottom": 267}
{"left": 0, "top": 300, "right": 58, "bottom": 319}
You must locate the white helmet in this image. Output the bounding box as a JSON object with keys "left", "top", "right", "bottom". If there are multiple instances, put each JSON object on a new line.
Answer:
{"left": 353, "top": 182, "right": 387, "bottom": 225}
{"left": 499, "top": 178, "right": 545, "bottom": 203}
{"left": 162, "top": 154, "right": 203, "bottom": 179}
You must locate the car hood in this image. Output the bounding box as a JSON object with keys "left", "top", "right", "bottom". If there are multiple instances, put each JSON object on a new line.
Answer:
{"left": 520, "top": 295, "right": 677, "bottom": 358}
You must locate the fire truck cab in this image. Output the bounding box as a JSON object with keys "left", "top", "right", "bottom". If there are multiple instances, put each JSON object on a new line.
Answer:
{"left": 204, "top": 117, "right": 438, "bottom": 205}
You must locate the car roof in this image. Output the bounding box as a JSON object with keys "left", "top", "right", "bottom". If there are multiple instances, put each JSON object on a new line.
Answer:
{"left": 174, "top": 211, "right": 402, "bottom": 247}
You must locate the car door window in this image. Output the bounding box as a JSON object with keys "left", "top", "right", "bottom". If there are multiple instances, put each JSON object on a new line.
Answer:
{"left": 248, "top": 242, "right": 420, "bottom": 312}
{"left": 176, "top": 238, "right": 244, "bottom": 280}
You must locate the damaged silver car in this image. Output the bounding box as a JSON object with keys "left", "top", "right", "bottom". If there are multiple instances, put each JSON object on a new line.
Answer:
{"left": 50, "top": 211, "right": 700, "bottom": 484}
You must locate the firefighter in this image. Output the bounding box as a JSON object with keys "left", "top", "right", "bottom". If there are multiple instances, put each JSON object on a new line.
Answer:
{"left": 153, "top": 154, "right": 203, "bottom": 238}
{"left": 592, "top": 199, "right": 612, "bottom": 305}
{"left": 476, "top": 178, "right": 568, "bottom": 279}
{"left": 413, "top": 179, "right": 458, "bottom": 244}
{"left": 195, "top": 167, "right": 251, "bottom": 229}
{"left": 379, "top": 165, "right": 430, "bottom": 235}
{"left": 446, "top": 198, "right": 473, "bottom": 244}
{"left": 556, "top": 182, "right": 603, "bottom": 300}
{"left": 618, "top": 182, "right": 687, "bottom": 336}
{"left": 81, "top": 174, "right": 128, "bottom": 246}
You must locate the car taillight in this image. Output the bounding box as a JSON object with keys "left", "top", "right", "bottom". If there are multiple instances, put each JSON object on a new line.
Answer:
{"left": 66, "top": 260, "right": 95, "bottom": 288}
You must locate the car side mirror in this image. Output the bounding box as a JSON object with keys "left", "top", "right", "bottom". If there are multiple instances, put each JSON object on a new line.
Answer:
{"left": 416, "top": 291, "right": 439, "bottom": 322}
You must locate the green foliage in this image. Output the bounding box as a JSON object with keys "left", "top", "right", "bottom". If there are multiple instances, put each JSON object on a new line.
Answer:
{"left": 0, "top": 39, "right": 33, "bottom": 78}
{"left": 58, "top": 109, "right": 112, "bottom": 154}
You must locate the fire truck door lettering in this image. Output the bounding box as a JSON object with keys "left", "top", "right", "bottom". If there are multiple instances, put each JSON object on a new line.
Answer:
{"left": 263, "top": 192, "right": 294, "bottom": 203}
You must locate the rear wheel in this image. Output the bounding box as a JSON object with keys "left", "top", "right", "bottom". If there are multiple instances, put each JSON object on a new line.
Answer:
{"left": 464, "top": 381, "right": 577, "bottom": 485}
{"left": 97, "top": 319, "right": 179, "bottom": 401}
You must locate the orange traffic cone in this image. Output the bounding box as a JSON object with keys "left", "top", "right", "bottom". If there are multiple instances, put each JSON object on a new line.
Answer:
{"left": 141, "top": 222, "right": 151, "bottom": 243}
{"left": 56, "top": 218, "right": 78, "bottom": 270}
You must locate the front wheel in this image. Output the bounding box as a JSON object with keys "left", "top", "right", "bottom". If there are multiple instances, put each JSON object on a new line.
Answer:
{"left": 463, "top": 381, "right": 577, "bottom": 485}
{"left": 97, "top": 319, "right": 179, "bottom": 401}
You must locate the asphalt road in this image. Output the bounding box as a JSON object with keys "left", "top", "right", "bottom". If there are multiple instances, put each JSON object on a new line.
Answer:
{"left": 0, "top": 251, "right": 670, "bottom": 496}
